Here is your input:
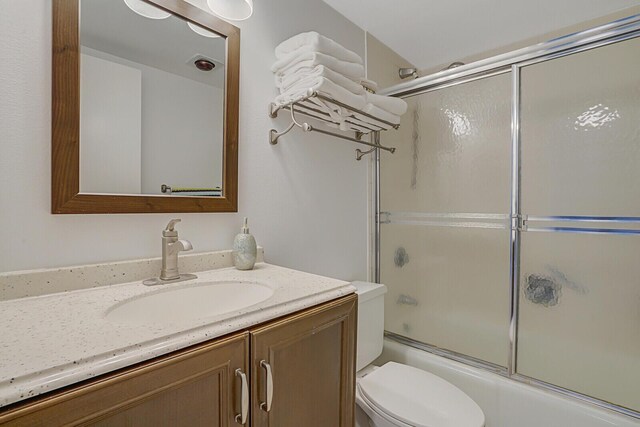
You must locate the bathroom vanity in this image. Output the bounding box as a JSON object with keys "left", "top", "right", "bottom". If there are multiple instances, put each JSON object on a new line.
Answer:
{"left": 0, "top": 255, "right": 357, "bottom": 426}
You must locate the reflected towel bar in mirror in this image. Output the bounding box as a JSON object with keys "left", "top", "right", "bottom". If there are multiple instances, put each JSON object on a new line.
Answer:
{"left": 161, "top": 185, "right": 222, "bottom": 196}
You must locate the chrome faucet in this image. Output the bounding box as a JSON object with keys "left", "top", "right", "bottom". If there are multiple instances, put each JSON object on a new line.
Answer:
{"left": 161, "top": 219, "right": 192, "bottom": 280}
{"left": 143, "top": 219, "right": 197, "bottom": 286}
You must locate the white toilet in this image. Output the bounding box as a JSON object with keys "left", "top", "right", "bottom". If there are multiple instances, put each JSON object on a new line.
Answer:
{"left": 353, "top": 281, "right": 485, "bottom": 427}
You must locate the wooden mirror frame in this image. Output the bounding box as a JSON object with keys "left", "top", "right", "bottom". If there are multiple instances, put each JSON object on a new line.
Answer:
{"left": 52, "top": 0, "right": 239, "bottom": 214}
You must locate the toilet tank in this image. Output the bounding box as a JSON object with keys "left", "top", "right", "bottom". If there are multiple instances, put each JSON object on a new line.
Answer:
{"left": 353, "top": 281, "right": 387, "bottom": 371}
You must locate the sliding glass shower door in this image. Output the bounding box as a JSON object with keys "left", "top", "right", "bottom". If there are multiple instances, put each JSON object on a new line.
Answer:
{"left": 517, "top": 36, "right": 640, "bottom": 412}
{"left": 380, "top": 73, "right": 513, "bottom": 368}
{"left": 378, "top": 33, "right": 640, "bottom": 415}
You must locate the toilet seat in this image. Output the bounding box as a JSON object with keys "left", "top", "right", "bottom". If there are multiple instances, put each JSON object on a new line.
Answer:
{"left": 357, "top": 362, "right": 485, "bottom": 427}
{"left": 357, "top": 384, "right": 414, "bottom": 427}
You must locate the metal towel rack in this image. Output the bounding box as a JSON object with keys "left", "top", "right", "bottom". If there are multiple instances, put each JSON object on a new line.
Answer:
{"left": 269, "top": 89, "right": 398, "bottom": 160}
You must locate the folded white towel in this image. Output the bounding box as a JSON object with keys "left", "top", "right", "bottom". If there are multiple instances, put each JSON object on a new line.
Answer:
{"left": 343, "top": 114, "right": 391, "bottom": 131}
{"left": 276, "top": 94, "right": 395, "bottom": 133}
{"left": 366, "top": 92, "right": 408, "bottom": 116}
{"left": 292, "top": 98, "right": 395, "bottom": 132}
{"left": 295, "top": 101, "right": 375, "bottom": 133}
{"left": 306, "top": 99, "right": 397, "bottom": 132}
{"left": 275, "top": 77, "right": 367, "bottom": 111}
{"left": 351, "top": 111, "right": 397, "bottom": 130}
{"left": 276, "top": 65, "right": 365, "bottom": 96}
{"left": 284, "top": 77, "right": 364, "bottom": 103}
{"left": 275, "top": 31, "right": 363, "bottom": 64}
{"left": 359, "top": 104, "right": 401, "bottom": 126}
{"left": 272, "top": 51, "right": 364, "bottom": 80}
{"left": 359, "top": 78, "right": 379, "bottom": 93}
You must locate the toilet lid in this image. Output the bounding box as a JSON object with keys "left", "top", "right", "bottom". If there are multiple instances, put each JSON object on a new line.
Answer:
{"left": 357, "top": 362, "right": 485, "bottom": 427}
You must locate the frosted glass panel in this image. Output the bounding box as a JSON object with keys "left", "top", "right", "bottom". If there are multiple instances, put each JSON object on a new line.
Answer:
{"left": 381, "top": 224, "right": 511, "bottom": 366}
{"left": 521, "top": 37, "right": 640, "bottom": 216}
{"left": 381, "top": 74, "right": 511, "bottom": 214}
{"left": 518, "top": 232, "right": 640, "bottom": 412}
{"left": 379, "top": 73, "right": 512, "bottom": 368}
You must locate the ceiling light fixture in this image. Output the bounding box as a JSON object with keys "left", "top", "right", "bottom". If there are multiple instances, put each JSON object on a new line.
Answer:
{"left": 187, "top": 22, "right": 221, "bottom": 38}
{"left": 194, "top": 59, "right": 216, "bottom": 71}
{"left": 206, "top": 0, "right": 253, "bottom": 21}
{"left": 123, "top": 0, "right": 171, "bottom": 20}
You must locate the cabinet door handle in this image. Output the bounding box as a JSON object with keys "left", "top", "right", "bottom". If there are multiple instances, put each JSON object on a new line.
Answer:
{"left": 259, "top": 360, "right": 273, "bottom": 412}
{"left": 235, "top": 369, "right": 249, "bottom": 424}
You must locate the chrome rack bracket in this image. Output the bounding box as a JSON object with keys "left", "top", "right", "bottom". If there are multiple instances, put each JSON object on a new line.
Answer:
{"left": 269, "top": 101, "right": 312, "bottom": 145}
{"left": 356, "top": 147, "right": 376, "bottom": 161}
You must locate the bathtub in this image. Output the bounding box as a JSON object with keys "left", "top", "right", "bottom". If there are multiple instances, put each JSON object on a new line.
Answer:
{"left": 372, "top": 338, "right": 640, "bottom": 427}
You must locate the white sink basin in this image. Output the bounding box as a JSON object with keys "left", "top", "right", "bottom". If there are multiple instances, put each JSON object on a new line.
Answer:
{"left": 106, "top": 281, "right": 274, "bottom": 324}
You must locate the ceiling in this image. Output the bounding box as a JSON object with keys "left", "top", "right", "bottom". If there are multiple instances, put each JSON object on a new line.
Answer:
{"left": 80, "top": 0, "right": 226, "bottom": 87}
{"left": 322, "top": 0, "right": 640, "bottom": 70}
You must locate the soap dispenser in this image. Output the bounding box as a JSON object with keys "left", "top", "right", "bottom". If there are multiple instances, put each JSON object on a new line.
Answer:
{"left": 233, "top": 217, "right": 257, "bottom": 270}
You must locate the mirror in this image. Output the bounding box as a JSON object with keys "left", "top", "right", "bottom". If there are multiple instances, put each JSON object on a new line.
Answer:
{"left": 80, "top": 0, "right": 226, "bottom": 197}
{"left": 52, "top": 0, "right": 239, "bottom": 213}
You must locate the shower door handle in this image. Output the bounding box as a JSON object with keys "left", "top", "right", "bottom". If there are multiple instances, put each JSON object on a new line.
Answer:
{"left": 259, "top": 360, "right": 273, "bottom": 412}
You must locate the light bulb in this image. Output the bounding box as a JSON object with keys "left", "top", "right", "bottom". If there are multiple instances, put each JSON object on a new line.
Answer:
{"left": 123, "top": 0, "right": 171, "bottom": 20}
{"left": 206, "top": 0, "right": 253, "bottom": 21}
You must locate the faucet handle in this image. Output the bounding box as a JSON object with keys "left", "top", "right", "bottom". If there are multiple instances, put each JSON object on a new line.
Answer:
{"left": 163, "top": 219, "right": 182, "bottom": 237}
{"left": 165, "top": 218, "right": 181, "bottom": 231}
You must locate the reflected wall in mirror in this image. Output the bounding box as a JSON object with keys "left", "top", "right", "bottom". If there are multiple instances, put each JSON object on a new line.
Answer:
{"left": 52, "top": 0, "right": 239, "bottom": 213}
{"left": 80, "top": 0, "right": 225, "bottom": 197}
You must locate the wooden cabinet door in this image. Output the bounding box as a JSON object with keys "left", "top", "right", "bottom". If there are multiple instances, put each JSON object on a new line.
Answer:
{"left": 250, "top": 295, "right": 357, "bottom": 427}
{"left": 0, "top": 332, "right": 249, "bottom": 427}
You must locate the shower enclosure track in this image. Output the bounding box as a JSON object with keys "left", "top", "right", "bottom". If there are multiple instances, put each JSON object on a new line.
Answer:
{"left": 374, "top": 13, "right": 640, "bottom": 420}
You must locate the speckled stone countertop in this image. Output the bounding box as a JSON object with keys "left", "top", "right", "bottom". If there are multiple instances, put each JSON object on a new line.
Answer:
{"left": 0, "top": 263, "right": 354, "bottom": 408}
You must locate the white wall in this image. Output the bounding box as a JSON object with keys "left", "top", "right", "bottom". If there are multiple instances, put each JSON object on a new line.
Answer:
{"left": 0, "top": 0, "right": 368, "bottom": 284}
{"left": 365, "top": 33, "right": 414, "bottom": 89}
